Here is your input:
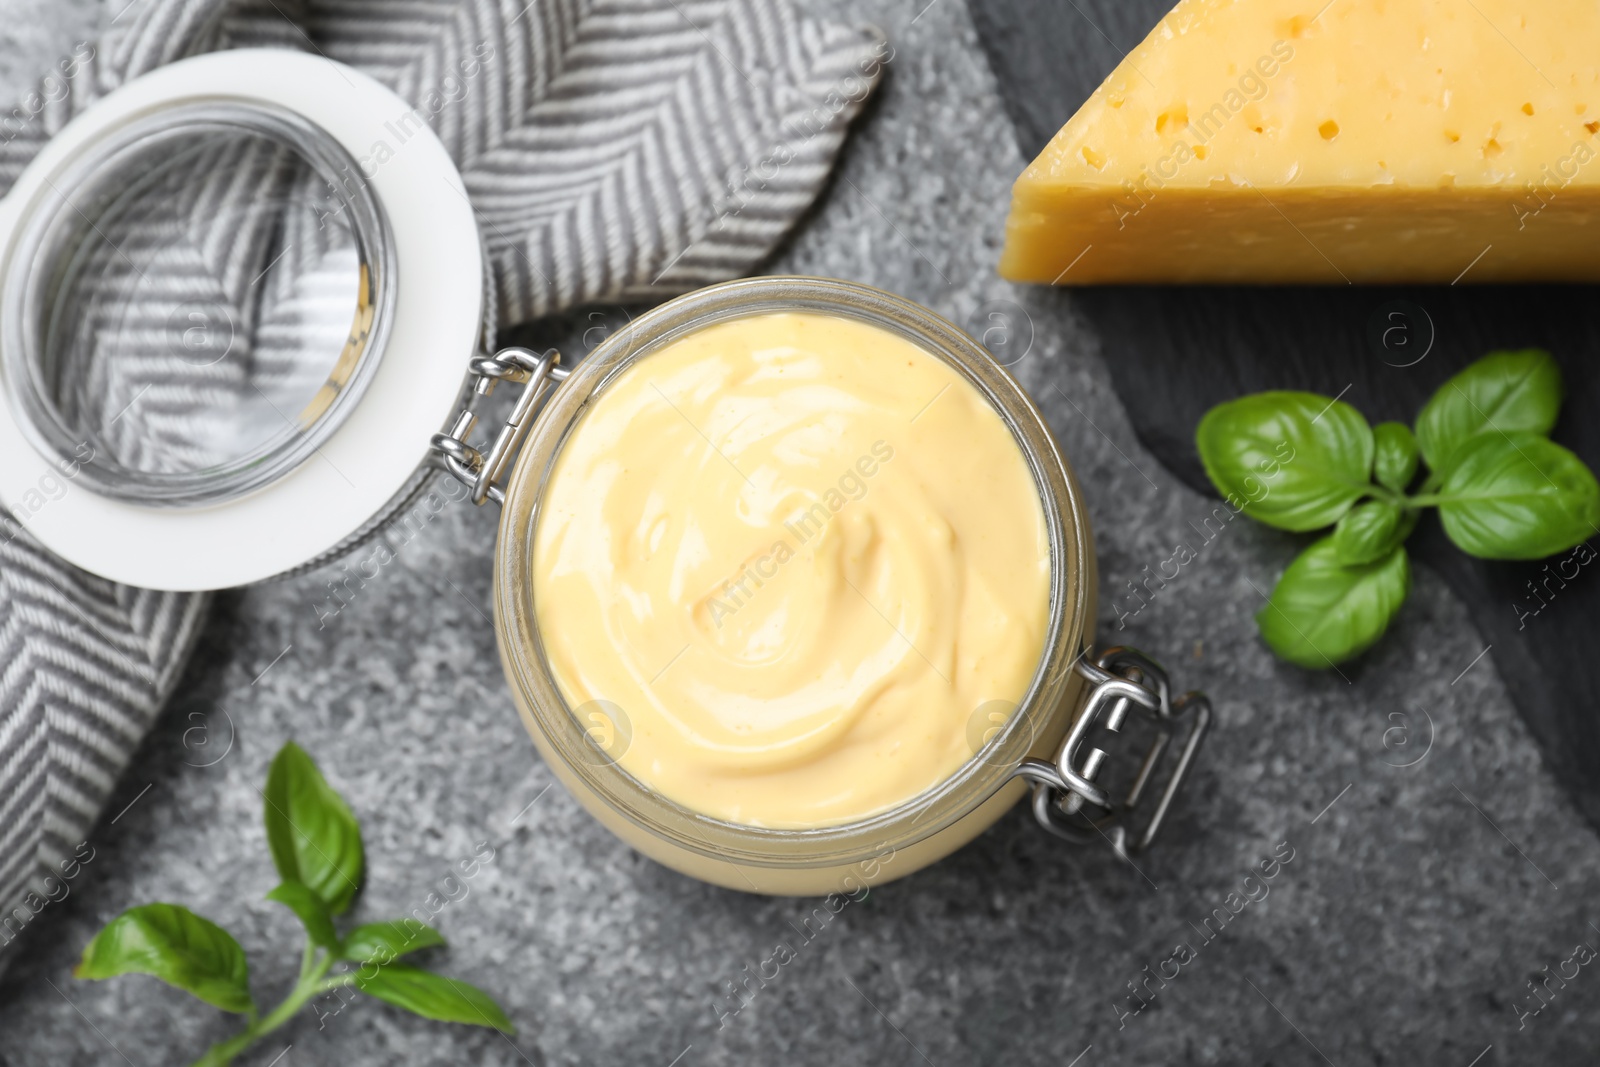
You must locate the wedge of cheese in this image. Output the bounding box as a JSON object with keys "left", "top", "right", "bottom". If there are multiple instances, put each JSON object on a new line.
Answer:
{"left": 1001, "top": 0, "right": 1600, "bottom": 284}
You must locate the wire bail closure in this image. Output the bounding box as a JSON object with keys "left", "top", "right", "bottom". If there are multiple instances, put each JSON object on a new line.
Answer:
{"left": 432, "top": 346, "right": 569, "bottom": 506}
{"left": 1011, "top": 647, "right": 1212, "bottom": 858}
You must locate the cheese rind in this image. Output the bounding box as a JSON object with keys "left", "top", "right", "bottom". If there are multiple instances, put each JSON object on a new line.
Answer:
{"left": 1001, "top": 0, "right": 1600, "bottom": 284}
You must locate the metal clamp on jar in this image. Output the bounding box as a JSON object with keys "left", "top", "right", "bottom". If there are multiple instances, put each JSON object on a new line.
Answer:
{"left": 0, "top": 51, "right": 1210, "bottom": 895}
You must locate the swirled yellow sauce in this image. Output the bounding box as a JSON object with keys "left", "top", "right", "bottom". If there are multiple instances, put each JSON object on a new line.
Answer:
{"left": 532, "top": 311, "right": 1049, "bottom": 828}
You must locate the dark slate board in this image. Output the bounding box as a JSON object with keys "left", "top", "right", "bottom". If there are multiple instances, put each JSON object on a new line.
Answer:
{"left": 968, "top": 0, "right": 1600, "bottom": 830}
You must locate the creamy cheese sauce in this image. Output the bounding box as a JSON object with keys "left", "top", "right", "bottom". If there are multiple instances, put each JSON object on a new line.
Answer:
{"left": 533, "top": 312, "right": 1050, "bottom": 827}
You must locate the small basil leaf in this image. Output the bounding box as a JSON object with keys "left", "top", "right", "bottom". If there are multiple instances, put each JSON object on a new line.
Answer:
{"left": 1372, "top": 422, "right": 1420, "bottom": 493}
{"left": 263, "top": 741, "right": 365, "bottom": 915}
{"left": 1415, "top": 349, "right": 1563, "bottom": 472}
{"left": 1333, "top": 501, "right": 1414, "bottom": 565}
{"left": 341, "top": 920, "right": 447, "bottom": 964}
{"left": 266, "top": 882, "right": 339, "bottom": 949}
{"left": 74, "top": 904, "right": 254, "bottom": 1014}
{"left": 1256, "top": 537, "right": 1410, "bottom": 668}
{"left": 1196, "top": 391, "right": 1375, "bottom": 531}
{"left": 1435, "top": 433, "right": 1600, "bottom": 559}
{"left": 355, "top": 963, "right": 514, "bottom": 1033}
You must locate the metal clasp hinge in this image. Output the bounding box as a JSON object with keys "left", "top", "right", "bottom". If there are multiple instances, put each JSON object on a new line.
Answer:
{"left": 431, "top": 346, "right": 569, "bottom": 506}
{"left": 1011, "top": 647, "right": 1212, "bottom": 859}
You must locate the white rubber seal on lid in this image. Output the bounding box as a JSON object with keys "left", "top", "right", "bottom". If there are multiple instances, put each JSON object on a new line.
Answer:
{"left": 0, "top": 50, "right": 482, "bottom": 590}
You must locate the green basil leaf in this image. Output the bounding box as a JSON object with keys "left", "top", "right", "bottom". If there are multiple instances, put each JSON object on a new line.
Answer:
{"left": 341, "top": 920, "right": 447, "bottom": 964}
{"left": 74, "top": 904, "right": 254, "bottom": 1014}
{"left": 1196, "top": 391, "right": 1374, "bottom": 531}
{"left": 1435, "top": 433, "right": 1600, "bottom": 559}
{"left": 355, "top": 963, "right": 514, "bottom": 1033}
{"left": 1415, "top": 349, "right": 1563, "bottom": 472}
{"left": 266, "top": 881, "right": 339, "bottom": 949}
{"left": 1372, "top": 422, "right": 1420, "bottom": 493}
{"left": 263, "top": 741, "right": 365, "bottom": 915}
{"left": 1256, "top": 537, "right": 1410, "bottom": 668}
{"left": 1333, "top": 501, "right": 1415, "bottom": 565}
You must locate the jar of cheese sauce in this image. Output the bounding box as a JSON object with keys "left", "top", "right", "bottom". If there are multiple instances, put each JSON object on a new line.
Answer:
{"left": 485, "top": 277, "right": 1211, "bottom": 895}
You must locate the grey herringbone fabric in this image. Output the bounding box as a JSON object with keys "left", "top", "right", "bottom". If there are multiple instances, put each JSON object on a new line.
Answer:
{"left": 0, "top": 0, "right": 884, "bottom": 958}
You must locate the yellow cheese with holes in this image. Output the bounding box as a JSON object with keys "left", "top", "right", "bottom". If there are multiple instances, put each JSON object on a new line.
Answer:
{"left": 1000, "top": 0, "right": 1600, "bottom": 284}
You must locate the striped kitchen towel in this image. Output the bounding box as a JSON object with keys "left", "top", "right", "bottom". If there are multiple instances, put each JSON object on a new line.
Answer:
{"left": 0, "top": 0, "right": 886, "bottom": 962}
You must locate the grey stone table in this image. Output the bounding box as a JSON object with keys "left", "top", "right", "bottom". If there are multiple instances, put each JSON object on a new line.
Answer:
{"left": 4, "top": 1, "right": 1600, "bottom": 1064}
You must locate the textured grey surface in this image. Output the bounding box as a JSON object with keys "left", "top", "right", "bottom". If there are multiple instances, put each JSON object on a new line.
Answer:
{"left": 4, "top": 0, "right": 1600, "bottom": 1065}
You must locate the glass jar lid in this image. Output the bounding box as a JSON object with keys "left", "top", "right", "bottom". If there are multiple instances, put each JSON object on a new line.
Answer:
{"left": 2, "top": 99, "right": 395, "bottom": 506}
{"left": 0, "top": 50, "right": 484, "bottom": 589}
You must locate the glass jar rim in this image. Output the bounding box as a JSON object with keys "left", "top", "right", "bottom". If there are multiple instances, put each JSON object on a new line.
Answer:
{"left": 494, "top": 276, "right": 1094, "bottom": 872}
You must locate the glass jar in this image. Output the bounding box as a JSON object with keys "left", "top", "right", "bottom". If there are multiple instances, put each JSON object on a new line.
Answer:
{"left": 484, "top": 277, "right": 1211, "bottom": 894}
{"left": 0, "top": 52, "right": 1210, "bottom": 895}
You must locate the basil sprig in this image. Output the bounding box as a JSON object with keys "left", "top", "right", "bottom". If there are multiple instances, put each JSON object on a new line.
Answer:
{"left": 75, "top": 742, "right": 512, "bottom": 1066}
{"left": 1198, "top": 349, "right": 1600, "bottom": 667}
